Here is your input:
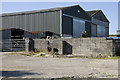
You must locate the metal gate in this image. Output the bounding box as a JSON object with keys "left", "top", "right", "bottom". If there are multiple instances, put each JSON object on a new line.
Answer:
{"left": 1, "top": 39, "right": 25, "bottom": 52}
{"left": 113, "top": 39, "right": 120, "bottom": 56}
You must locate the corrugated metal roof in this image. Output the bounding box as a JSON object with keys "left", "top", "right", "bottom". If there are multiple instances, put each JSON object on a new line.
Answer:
{"left": 1, "top": 5, "right": 80, "bottom": 17}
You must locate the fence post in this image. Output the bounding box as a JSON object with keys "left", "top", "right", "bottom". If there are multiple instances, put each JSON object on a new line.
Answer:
{"left": 25, "top": 38, "right": 30, "bottom": 53}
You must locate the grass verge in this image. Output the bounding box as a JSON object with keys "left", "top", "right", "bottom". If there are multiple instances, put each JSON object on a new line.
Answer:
{"left": 89, "top": 56, "right": 119, "bottom": 60}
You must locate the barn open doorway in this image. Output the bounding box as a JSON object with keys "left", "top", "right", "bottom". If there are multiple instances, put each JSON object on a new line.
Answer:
{"left": 11, "top": 28, "right": 24, "bottom": 39}
{"left": 62, "top": 41, "right": 72, "bottom": 55}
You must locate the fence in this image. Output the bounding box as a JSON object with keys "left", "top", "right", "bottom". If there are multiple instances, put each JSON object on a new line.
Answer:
{"left": 113, "top": 39, "right": 120, "bottom": 56}
{"left": 1, "top": 39, "right": 25, "bottom": 52}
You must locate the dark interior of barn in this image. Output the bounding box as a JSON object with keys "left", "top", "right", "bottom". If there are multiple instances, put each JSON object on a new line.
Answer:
{"left": 11, "top": 28, "right": 24, "bottom": 39}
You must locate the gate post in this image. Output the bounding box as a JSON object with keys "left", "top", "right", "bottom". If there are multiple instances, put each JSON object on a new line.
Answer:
{"left": 25, "top": 38, "right": 30, "bottom": 53}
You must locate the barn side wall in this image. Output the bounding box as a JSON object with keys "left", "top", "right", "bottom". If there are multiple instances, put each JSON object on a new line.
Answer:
{"left": 62, "top": 6, "right": 91, "bottom": 37}
{"left": 92, "top": 19, "right": 109, "bottom": 37}
{"left": 2, "top": 10, "right": 61, "bottom": 35}
{"left": 33, "top": 38, "right": 117, "bottom": 57}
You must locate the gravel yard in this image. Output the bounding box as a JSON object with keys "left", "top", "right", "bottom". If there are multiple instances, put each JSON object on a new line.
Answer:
{"left": 0, "top": 52, "right": 118, "bottom": 78}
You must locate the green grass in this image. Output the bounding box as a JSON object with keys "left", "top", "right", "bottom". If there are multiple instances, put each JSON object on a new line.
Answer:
{"left": 89, "top": 56, "right": 119, "bottom": 60}
{"left": 20, "top": 52, "right": 41, "bottom": 56}
{"left": 7, "top": 52, "right": 16, "bottom": 56}
{"left": 14, "top": 51, "right": 25, "bottom": 52}
{"left": 58, "top": 76, "right": 71, "bottom": 79}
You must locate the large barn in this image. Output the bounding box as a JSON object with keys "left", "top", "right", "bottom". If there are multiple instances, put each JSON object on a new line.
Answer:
{"left": 1, "top": 5, "right": 109, "bottom": 39}
{"left": 0, "top": 5, "right": 110, "bottom": 52}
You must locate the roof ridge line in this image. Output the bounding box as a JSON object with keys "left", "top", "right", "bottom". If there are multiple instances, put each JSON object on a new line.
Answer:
{"left": 1, "top": 5, "right": 80, "bottom": 16}
{"left": 91, "top": 10, "right": 101, "bottom": 17}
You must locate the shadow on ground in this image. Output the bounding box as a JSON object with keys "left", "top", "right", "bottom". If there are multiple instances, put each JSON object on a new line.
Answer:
{"left": 0, "top": 71, "right": 42, "bottom": 77}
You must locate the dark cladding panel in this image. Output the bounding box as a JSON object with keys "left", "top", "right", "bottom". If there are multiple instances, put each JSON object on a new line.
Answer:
{"left": 62, "top": 15, "right": 73, "bottom": 35}
{"left": 92, "top": 11, "right": 109, "bottom": 23}
{"left": 62, "top": 6, "right": 91, "bottom": 21}
{"left": 85, "top": 21, "right": 91, "bottom": 37}
{"left": 105, "top": 27, "right": 109, "bottom": 37}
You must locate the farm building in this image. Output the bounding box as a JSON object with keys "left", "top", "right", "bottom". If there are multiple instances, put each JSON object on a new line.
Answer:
{"left": 1, "top": 5, "right": 109, "bottom": 39}
{"left": 0, "top": 5, "right": 110, "bottom": 51}
{"left": 86, "top": 10, "right": 109, "bottom": 37}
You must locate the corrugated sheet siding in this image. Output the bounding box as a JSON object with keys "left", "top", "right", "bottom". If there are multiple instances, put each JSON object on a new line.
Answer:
{"left": 62, "top": 15, "right": 73, "bottom": 35}
{"left": 2, "top": 11, "right": 60, "bottom": 35}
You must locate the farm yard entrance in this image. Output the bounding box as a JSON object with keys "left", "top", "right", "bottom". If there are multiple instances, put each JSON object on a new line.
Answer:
{"left": 113, "top": 39, "right": 120, "bottom": 56}
{"left": 1, "top": 39, "right": 25, "bottom": 52}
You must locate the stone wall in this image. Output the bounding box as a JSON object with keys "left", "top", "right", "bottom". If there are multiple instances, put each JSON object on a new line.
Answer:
{"left": 33, "top": 37, "right": 119, "bottom": 56}
{"left": 34, "top": 39, "right": 63, "bottom": 54}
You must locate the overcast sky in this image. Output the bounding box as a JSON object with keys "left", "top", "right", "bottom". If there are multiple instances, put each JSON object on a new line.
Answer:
{"left": 2, "top": 2, "right": 118, "bottom": 35}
